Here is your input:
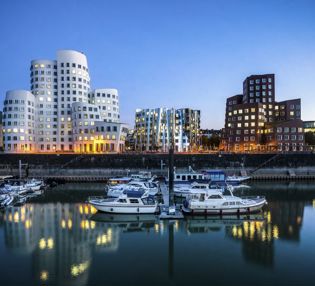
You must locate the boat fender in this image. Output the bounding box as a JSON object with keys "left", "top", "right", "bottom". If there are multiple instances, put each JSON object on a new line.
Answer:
{"left": 247, "top": 207, "right": 250, "bottom": 213}
{"left": 220, "top": 209, "right": 222, "bottom": 216}
{"left": 137, "top": 207, "right": 139, "bottom": 213}
{"left": 110, "top": 208, "right": 114, "bottom": 212}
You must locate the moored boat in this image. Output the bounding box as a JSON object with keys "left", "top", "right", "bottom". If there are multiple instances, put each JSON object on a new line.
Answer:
{"left": 174, "top": 182, "right": 225, "bottom": 198}
{"left": 107, "top": 181, "right": 160, "bottom": 197}
{"left": 88, "top": 191, "right": 158, "bottom": 214}
{"left": 182, "top": 188, "right": 267, "bottom": 215}
{"left": 25, "top": 178, "right": 44, "bottom": 191}
{"left": 0, "top": 194, "right": 15, "bottom": 208}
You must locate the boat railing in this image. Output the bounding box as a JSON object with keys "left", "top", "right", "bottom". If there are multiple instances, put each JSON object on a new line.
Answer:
{"left": 241, "top": 195, "right": 266, "bottom": 200}
{"left": 88, "top": 195, "right": 107, "bottom": 200}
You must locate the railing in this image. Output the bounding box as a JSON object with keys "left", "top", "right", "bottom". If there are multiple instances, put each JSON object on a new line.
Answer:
{"left": 250, "top": 153, "right": 281, "bottom": 174}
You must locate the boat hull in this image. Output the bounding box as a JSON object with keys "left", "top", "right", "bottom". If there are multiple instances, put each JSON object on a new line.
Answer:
{"left": 182, "top": 201, "right": 266, "bottom": 216}
{"left": 89, "top": 203, "right": 158, "bottom": 214}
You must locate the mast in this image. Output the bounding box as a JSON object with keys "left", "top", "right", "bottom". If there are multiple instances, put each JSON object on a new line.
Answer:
{"left": 168, "top": 108, "right": 175, "bottom": 209}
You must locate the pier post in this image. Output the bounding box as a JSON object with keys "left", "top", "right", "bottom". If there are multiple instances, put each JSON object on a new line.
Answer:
{"left": 19, "top": 160, "right": 22, "bottom": 180}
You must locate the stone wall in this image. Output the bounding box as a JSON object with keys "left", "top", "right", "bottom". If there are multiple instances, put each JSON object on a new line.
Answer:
{"left": 0, "top": 153, "right": 315, "bottom": 170}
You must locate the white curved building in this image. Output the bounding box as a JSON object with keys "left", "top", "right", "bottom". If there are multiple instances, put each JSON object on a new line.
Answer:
{"left": 72, "top": 102, "right": 127, "bottom": 153}
{"left": 2, "top": 90, "right": 35, "bottom": 153}
{"left": 30, "top": 59, "right": 58, "bottom": 152}
{"left": 56, "top": 50, "right": 91, "bottom": 152}
{"left": 1, "top": 49, "right": 126, "bottom": 153}
{"left": 88, "top": 89, "right": 120, "bottom": 122}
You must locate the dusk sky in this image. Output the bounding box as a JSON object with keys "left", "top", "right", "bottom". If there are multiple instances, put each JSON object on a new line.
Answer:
{"left": 0, "top": 0, "right": 314, "bottom": 129}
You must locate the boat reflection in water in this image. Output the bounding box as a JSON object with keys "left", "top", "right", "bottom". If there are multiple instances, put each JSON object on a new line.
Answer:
{"left": 0, "top": 186, "right": 311, "bottom": 286}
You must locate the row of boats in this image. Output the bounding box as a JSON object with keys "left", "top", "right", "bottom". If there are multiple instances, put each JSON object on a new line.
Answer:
{"left": 89, "top": 170, "right": 267, "bottom": 216}
{"left": 0, "top": 178, "right": 45, "bottom": 208}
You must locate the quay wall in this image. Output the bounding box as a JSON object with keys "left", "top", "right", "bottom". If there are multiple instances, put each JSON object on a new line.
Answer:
{"left": 0, "top": 153, "right": 315, "bottom": 181}
{"left": 0, "top": 153, "right": 315, "bottom": 169}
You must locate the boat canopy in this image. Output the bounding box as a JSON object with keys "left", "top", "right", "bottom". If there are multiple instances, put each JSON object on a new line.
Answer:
{"left": 202, "top": 170, "right": 226, "bottom": 182}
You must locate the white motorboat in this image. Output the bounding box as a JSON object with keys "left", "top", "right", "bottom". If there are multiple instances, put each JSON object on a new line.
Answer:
{"left": 182, "top": 187, "right": 267, "bottom": 215}
{"left": 88, "top": 191, "right": 158, "bottom": 214}
{"left": 3, "top": 184, "right": 29, "bottom": 195}
{"left": 25, "top": 178, "right": 44, "bottom": 191}
{"left": 130, "top": 171, "right": 152, "bottom": 181}
{"left": 174, "top": 182, "right": 225, "bottom": 198}
{"left": 0, "top": 194, "right": 15, "bottom": 207}
{"left": 107, "top": 181, "right": 160, "bottom": 197}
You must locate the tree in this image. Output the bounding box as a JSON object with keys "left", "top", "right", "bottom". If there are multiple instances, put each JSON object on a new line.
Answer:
{"left": 208, "top": 135, "right": 220, "bottom": 149}
{"left": 305, "top": 132, "right": 315, "bottom": 146}
{"left": 259, "top": 133, "right": 267, "bottom": 145}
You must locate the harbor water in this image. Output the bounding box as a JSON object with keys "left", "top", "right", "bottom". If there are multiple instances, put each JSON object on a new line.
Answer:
{"left": 0, "top": 181, "right": 315, "bottom": 285}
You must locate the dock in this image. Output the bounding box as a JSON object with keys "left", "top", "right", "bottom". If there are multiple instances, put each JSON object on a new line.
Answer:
{"left": 159, "top": 183, "right": 184, "bottom": 220}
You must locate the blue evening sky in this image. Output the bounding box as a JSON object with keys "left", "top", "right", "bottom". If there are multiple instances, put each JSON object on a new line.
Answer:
{"left": 0, "top": 0, "right": 314, "bottom": 129}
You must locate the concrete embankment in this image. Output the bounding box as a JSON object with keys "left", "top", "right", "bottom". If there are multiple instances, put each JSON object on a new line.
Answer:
{"left": 1, "top": 153, "right": 315, "bottom": 181}
{"left": 1, "top": 166, "right": 315, "bottom": 182}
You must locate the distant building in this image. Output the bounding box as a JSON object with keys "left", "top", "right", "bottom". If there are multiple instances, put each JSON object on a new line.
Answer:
{"left": 134, "top": 108, "right": 200, "bottom": 152}
{"left": 125, "top": 129, "right": 136, "bottom": 151}
{"left": 221, "top": 74, "right": 304, "bottom": 152}
{"left": 1, "top": 50, "right": 126, "bottom": 153}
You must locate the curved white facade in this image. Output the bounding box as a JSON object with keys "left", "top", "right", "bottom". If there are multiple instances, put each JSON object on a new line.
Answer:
{"left": 72, "top": 102, "right": 126, "bottom": 153}
{"left": 2, "top": 49, "right": 125, "bottom": 153}
{"left": 56, "top": 50, "right": 91, "bottom": 151}
{"left": 88, "top": 89, "right": 120, "bottom": 123}
{"left": 30, "top": 59, "right": 58, "bottom": 152}
{"left": 2, "top": 90, "right": 35, "bottom": 153}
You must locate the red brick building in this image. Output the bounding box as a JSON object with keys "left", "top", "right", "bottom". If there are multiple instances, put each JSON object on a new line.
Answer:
{"left": 221, "top": 74, "right": 304, "bottom": 152}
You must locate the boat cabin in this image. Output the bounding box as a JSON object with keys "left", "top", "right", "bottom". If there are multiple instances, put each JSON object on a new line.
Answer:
{"left": 202, "top": 170, "right": 226, "bottom": 182}
{"left": 117, "top": 196, "right": 156, "bottom": 205}
{"left": 130, "top": 171, "right": 152, "bottom": 181}
{"left": 174, "top": 172, "right": 206, "bottom": 182}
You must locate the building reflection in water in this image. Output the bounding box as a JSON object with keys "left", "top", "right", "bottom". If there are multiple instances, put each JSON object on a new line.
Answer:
{"left": 225, "top": 200, "right": 304, "bottom": 267}
{"left": 1, "top": 198, "right": 306, "bottom": 284}
{"left": 3, "top": 203, "right": 120, "bottom": 286}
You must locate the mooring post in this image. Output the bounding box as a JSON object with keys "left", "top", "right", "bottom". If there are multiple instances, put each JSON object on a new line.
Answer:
{"left": 19, "top": 160, "right": 22, "bottom": 180}
{"left": 168, "top": 108, "right": 175, "bottom": 214}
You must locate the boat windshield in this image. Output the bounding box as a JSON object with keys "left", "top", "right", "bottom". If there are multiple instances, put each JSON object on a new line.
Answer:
{"left": 141, "top": 197, "right": 155, "bottom": 205}
{"left": 207, "top": 194, "right": 223, "bottom": 199}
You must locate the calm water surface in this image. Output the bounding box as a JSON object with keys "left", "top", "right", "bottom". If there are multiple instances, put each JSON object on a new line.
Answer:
{"left": 1, "top": 182, "right": 315, "bottom": 286}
